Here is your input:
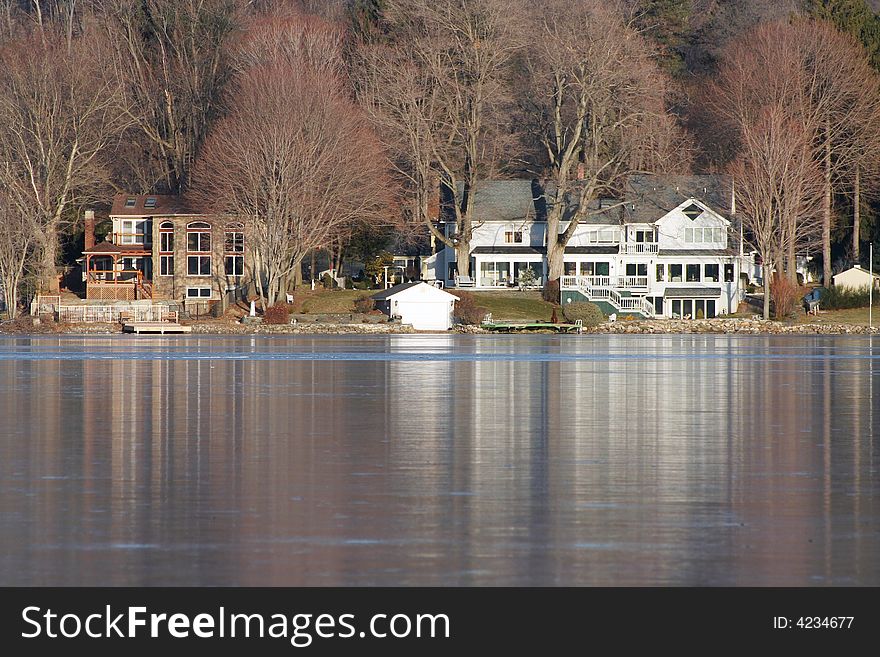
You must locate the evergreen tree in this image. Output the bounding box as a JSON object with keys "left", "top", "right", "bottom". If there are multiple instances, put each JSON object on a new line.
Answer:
{"left": 636, "top": 0, "right": 692, "bottom": 76}
{"left": 349, "top": 0, "right": 385, "bottom": 41}
{"left": 806, "top": 0, "right": 880, "bottom": 69}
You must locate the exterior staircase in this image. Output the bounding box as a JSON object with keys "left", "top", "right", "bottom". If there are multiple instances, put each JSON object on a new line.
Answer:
{"left": 560, "top": 276, "right": 655, "bottom": 318}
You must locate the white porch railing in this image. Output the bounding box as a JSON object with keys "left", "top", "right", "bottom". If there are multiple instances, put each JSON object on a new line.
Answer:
{"left": 559, "top": 276, "right": 655, "bottom": 318}
{"left": 620, "top": 243, "right": 659, "bottom": 255}
{"left": 562, "top": 276, "right": 648, "bottom": 290}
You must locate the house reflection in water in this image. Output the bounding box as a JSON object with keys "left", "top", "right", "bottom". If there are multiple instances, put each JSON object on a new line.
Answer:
{"left": 0, "top": 335, "right": 876, "bottom": 585}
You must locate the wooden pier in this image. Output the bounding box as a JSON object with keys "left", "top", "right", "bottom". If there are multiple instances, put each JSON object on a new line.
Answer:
{"left": 123, "top": 322, "right": 191, "bottom": 334}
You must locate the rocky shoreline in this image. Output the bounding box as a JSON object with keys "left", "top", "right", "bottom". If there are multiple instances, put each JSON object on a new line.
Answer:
{"left": 1, "top": 317, "right": 877, "bottom": 336}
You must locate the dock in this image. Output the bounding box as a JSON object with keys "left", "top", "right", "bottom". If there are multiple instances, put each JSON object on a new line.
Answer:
{"left": 123, "top": 322, "right": 191, "bottom": 334}
{"left": 482, "top": 320, "right": 582, "bottom": 334}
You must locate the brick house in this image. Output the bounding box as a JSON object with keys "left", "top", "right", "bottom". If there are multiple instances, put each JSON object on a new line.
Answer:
{"left": 82, "top": 194, "right": 249, "bottom": 311}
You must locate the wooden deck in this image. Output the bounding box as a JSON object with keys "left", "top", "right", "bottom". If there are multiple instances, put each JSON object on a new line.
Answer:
{"left": 123, "top": 322, "right": 191, "bottom": 334}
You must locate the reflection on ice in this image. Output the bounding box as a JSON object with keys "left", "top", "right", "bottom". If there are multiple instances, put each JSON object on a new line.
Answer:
{"left": 0, "top": 334, "right": 876, "bottom": 586}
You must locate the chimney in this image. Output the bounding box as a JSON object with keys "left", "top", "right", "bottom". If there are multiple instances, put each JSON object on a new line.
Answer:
{"left": 84, "top": 210, "right": 96, "bottom": 251}
{"left": 576, "top": 163, "right": 585, "bottom": 180}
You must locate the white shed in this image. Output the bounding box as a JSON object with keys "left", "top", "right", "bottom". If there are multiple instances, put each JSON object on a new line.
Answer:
{"left": 832, "top": 265, "right": 880, "bottom": 290}
{"left": 372, "top": 282, "right": 459, "bottom": 331}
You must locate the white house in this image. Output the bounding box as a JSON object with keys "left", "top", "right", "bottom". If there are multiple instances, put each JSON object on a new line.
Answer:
{"left": 832, "top": 265, "right": 880, "bottom": 290}
{"left": 424, "top": 175, "right": 744, "bottom": 319}
{"left": 372, "top": 282, "right": 459, "bottom": 330}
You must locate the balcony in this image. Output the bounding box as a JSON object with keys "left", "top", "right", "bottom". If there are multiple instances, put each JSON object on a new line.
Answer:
{"left": 620, "top": 243, "right": 659, "bottom": 255}
{"left": 560, "top": 275, "right": 648, "bottom": 290}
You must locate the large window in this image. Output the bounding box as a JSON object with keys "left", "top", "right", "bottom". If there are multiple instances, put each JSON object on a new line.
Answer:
{"left": 704, "top": 264, "right": 720, "bottom": 282}
{"left": 579, "top": 261, "right": 610, "bottom": 277}
{"left": 626, "top": 263, "right": 647, "bottom": 277}
{"left": 586, "top": 228, "right": 619, "bottom": 244}
{"left": 724, "top": 263, "right": 735, "bottom": 282}
{"left": 187, "top": 222, "right": 212, "bottom": 252}
{"left": 119, "top": 219, "right": 148, "bottom": 245}
{"left": 479, "top": 261, "right": 510, "bottom": 286}
{"left": 656, "top": 264, "right": 664, "bottom": 282}
{"left": 504, "top": 231, "right": 523, "bottom": 244}
{"left": 668, "top": 264, "right": 683, "bottom": 282}
{"left": 187, "top": 222, "right": 211, "bottom": 276}
{"left": 686, "top": 264, "right": 701, "bottom": 282}
{"left": 671, "top": 299, "right": 716, "bottom": 319}
{"left": 160, "top": 256, "right": 174, "bottom": 276}
{"left": 224, "top": 224, "right": 244, "bottom": 278}
{"left": 159, "top": 221, "right": 174, "bottom": 276}
{"left": 684, "top": 226, "right": 725, "bottom": 244}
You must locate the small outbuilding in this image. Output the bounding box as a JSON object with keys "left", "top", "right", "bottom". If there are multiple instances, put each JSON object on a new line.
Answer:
{"left": 372, "top": 282, "right": 459, "bottom": 331}
{"left": 832, "top": 265, "right": 880, "bottom": 291}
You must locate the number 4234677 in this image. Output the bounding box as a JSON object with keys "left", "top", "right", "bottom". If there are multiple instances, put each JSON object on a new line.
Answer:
{"left": 773, "top": 617, "right": 854, "bottom": 629}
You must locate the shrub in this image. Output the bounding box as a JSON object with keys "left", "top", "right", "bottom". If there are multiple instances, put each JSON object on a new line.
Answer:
{"left": 454, "top": 291, "right": 488, "bottom": 325}
{"left": 820, "top": 285, "right": 871, "bottom": 310}
{"left": 264, "top": 304, "right": 290, "bottom": 325}
{"left": 542, "top": 278, "right": 560, "bottom": 303}
{"left": 353, "top": 279, "right": 371, "bottom": 290}
{"left": 321, "top": 273, "right": 338, "bottom": 289}
{"left": 344, "top": 276, "right": 354, "bottom": 290}
{"left": 354, "top": 295, "right": 374, "bottom": 313}
{"left": 562, "top": 301, "right": 605, "bottom": 327}
{"left": 770, "top": 273, "right": 804, "bottom": 320}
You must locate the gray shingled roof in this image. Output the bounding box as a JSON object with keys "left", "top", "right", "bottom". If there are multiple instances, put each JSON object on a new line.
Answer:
{"left": 623, "top": 175, "right": 733, "bottom": 225}
{"left": 443, "top": 175, "right": 731, "bottom": 228}
{"left": 664, "top": 287, "right": 722, "bottom": 298}
{"left": 371, "top": 281, "right": 424, "bottom": 301}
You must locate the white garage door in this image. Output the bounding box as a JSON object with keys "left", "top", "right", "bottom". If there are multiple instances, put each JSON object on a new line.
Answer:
{"left": 397, "top": 300, "right": 451, "bottom": 331}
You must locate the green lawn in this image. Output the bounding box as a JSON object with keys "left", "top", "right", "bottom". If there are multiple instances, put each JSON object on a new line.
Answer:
{"left": 797, "top": 306, "right": 877, "bottom": 327}
{"left": 297, "top": 289, "right": 368, "bottom": 313}
{"left": 295, "top": 288, "right": 556, "bottom": 321}
{"left": 468, "top": 291, "right": 555, "bottom": 321}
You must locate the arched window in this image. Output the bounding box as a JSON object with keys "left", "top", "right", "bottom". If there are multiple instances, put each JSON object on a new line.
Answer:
{"left": 159, "top": 222, "right": 174, "bottom": 276}
{"left": 224, "top": 223, "right": 244, "bottom": 277}
{"left": 187, "top": 222, "right": 212, "bottom": 276}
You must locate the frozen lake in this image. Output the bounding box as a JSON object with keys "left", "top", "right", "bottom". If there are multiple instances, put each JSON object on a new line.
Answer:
{"left": 0, "top": 334, "right": 878, "bottom": 585}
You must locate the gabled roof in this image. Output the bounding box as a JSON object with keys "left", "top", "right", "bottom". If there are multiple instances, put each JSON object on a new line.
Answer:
{"left": 110, "top": 194, "right": 199, "bottom": 217}
{"left": 372, "top": 281, "right": 459, "bottom": 301}
{"left": 624, "top": 175, "right": 733, "bottom": 225}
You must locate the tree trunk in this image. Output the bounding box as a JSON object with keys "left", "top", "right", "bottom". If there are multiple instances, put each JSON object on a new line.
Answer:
{"left": 762, "top": 263, "right": 771, "bottom": 320}
{"left": 547, "top": 239, "right": 565, "bottom": 283}
{"left": 293, "top": 257, "right": 303, "bottom": 289}
{"left": 38, "top": 232, "right": 60, "bottom": 294}
{"left": 853, "top": 164, "right": 861, "bottom": 262}
{"left": 455, "top": 242, "right": 471, "bottom": 279}
{"left": 786, "top": 242, "right": 797, "bottom": 284}
{"left": 823, "top": 137, "right": 832, "bottom": 286}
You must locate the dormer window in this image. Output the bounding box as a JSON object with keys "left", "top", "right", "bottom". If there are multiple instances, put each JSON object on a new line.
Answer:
{"left": 144, "top": 197, "right": 157, "bottom": 209}
{"left": 124, "top": 198, "right": 136, "bottom": 208}
{"left": 682, "top": 203, "right": 702, "bottom": 220}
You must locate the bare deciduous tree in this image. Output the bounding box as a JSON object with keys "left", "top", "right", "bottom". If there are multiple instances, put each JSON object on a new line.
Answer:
{"left": 355, "top": 0, "right": 523, "bottom": 279}
{"left": 727, "top": 107, "right": 824, "bottom": 319}
{"left": 0, "top": 185, "right": 35, "bottom": 319}
{"left": 190, "top": 17, "right": 392, "bottom": 308}
{"left": 520, "top": 0, "right": 692, "bottom": 282}
{"left": 712, "top": 18, "right": 880, "bottom": 286}
{"left": 102, "top": 0, "right": 242, "bottom": 193}
{"left": 0, "top": 28, "right": 129, "bottom": 293}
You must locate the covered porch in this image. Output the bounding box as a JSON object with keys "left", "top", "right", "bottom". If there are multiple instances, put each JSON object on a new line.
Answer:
{"left": 82, "top": 243, "right": 153, "bottom": 301}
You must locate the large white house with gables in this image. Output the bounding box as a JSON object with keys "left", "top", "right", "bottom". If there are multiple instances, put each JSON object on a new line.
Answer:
{"left": 424, "top": 175, "right": 747, "bottom": 319}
